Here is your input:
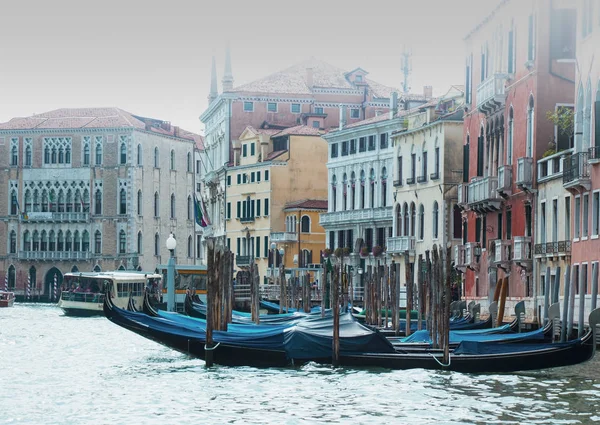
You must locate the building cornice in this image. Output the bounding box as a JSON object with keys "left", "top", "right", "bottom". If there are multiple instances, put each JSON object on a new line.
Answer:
{"left": 323, "top": 116, "right": 404, "bottom": 142}
{"left": 392, "top": 118, "right": 463, "bottom": 139}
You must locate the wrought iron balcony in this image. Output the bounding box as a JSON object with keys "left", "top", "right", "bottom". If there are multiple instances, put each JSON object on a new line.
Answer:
{"left": 563, "top": 152, "right": 590, "bottom": 191}
{"left": 386, "top": 236, "right": 415, "bottom": 254}
{"left": 476, "top": 74, "right": 507, "bottom": 115}
{"left": 516, "top": 157, "right": 533, "bottom": 190}
{"left": 534, "top": 240, "right": 571, "bottom": 257}
{"left": 497, "top": 165, "right": 512, "bottom": 197}
{"left": 270, "top": 232, "right": 297, "bottom": 243}
{"left": 19, "top": 251, "right": 91, "bottom": 261}
{"left": 22, "top": 212, "right": 89, "bottom": 222}
{"left": 236, "top": 255, "right": 252, "bottom": 267}
{"left": 467, "top": 176, "right": 501, "bottom": 212}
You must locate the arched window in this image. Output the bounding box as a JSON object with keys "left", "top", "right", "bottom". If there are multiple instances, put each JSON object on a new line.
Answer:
{"left": 170, "top": 149, "right": 175, "bottom": 170}
{"left": 395, "top": 204, "right": 402, "bottom": 237}
{"left": 57, "top": 190, "right": 65, "bottom": 213}
{"left": 418, "top": 204, "right": 425, "bottom": 240}
{"left": 58, "top": 146, "right": 64, "bottom": 164}
{"left": 49, "top": 190, "right": 57, "bottom": 213}
{"left": 82, "top": 189, "right": 90, "bottom": 213}
{"left": 65, "top": 146, "right": 71, "bottom": 164}
{"left": 342, "top": 173, "right": 348, "bottom": 210}
{"left": 65, "top": 231, "right": 72, "bottom": 251}
{"left": 49, "top": 230, "right": 56, "bottom": 251}
{"left": 9, "top": 230, "right": 16, "bottom": 254}
{"left": 94, "top": 230, "right": 102, "bottom": 254}
{"left": 403, "top": 202, "right": 409, "bottom": 236}
{"left": 188, "top": 236, "right": 193, "bottom": 258}
{"left": 95, "top": 190, "right": 102, "bottom": 215}
{"left": 25, "top": 146, "right": 32, "bottom": 166}
{"left": 381, "top": 167, "right": 387, "bottom": 207}
{"left": 410, "top": 202, "right": 416, "bottom": 237}
{"left": 137, "top": 144, "right": 142, "bottom": 165}
{"left": 154, "top": 233, "right": 160, "bottom": 256}
{"left": 137, "top": 190, "right": 142, "bottom": 215}
{"left": 301, "top": 215, "right": 311, "bottom": 233}
{"left": 41, "top": 189, "right": 49, "bottom": 212}
{"left": 44, "top": 146, "right": 50, "bottom": 164}
{"left": 526, "top": 96, "right": 534, "bottom": 157}
{"left": 95, "top": 142, "right": 102, "bottom": 165}
{"left": 83, "top": 142, "right": 90, "bottom": 166}
{"left": 154, "top": 147, "right": 159, "bottom": 167}
{"left": 433, "top": 201, "right": 439, "bottom": 239}
{"left": 118, "top": 264, "right": 125, "bottom": 271}
{"left": 28, "top": 267, "right": 36, "bottom": 292}
{"left": 82, "top": 231, "right": 90, "bottom": 252}
{"left": 10, "top": 191, "right": 18, "bottom": 215}
{"left": 360, "top": 170, "right": 366, "bottom": 209}
{"left": 187, "top": 152, "right": 192, "bottom": 172}
{"left": 24, "top": 231, "right": 31, "bottom": 251}
{"left": 119, "top": 230, "right": 126, "bottom": 254}
{"left": 137, "top": 231, "right": 142, "bottom": 254}
{"left": 369, "top": 168, "right": 376, "bottom": 208}
{"left": 11, "top": 145, "right": 17, "bottom": 166}
{"left": 24, "top": 190, "right": 32, "bottom": 213}
{"left": 350, "top": 172, "right": 356, "bottom": 210}
{"left": 93, "top": 265, "right": 101, "bottom": 272}
{"left": 170, "top": 193, "right": 176, "bottom": 219}
{"left": 57, "top": 230, "right": 64, "bottom": 251}
{"left": 41, "top": 230, "right": 48, "bottom": 251}
{"left": 154, "top": 192, "right": 159, "bottom": 217}
{"left": 73, "top": 230, "right": 80, "bottom": 251}
{"left": 65, "top": 190, "right": 72, "bottom": 213}
{"left": 187, "top": 195, "right": 192, "bottom": 220}
{"left": 119, "top": 188, "right": 127, "bottom": 214}
{"left": 8, "top": 265, "right": 15, "bottom": 289}
{"left": 301, "top": 249, "right": 312, "bottom": 268}
{"left": 120, "top": 142, "right": 127, "bottom": 164}
{"left": 331, "top": 175, "right": 337, "bottom": 212}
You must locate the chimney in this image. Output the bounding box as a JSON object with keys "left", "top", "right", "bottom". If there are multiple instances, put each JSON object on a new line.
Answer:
{"left": 339, "top": 105, "right": 347, "bottom": 130}
{"left": 144, "top": 119, "right": 152, "bottom": 131}
{"left": 173, "top": 126, "right": 180, "bottom": 138}
{"left": 424, "top": 85, "right": 433, "bottom": 99}
{"left": 306, "top": 67, "right": 314, "bottom": 89}
{"left": 161, "top": 121, "right": 171, "bottom": 132}
{"left": 389, "top": 91, "right": 398, "bottom": 119}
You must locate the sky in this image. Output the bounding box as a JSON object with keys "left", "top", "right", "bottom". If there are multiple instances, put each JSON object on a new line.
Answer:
{"left": 0, "top": 0, "right": 495, "bottom": 135}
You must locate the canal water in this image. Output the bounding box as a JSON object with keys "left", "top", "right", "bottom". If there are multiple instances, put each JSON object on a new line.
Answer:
{"left": 2, "top": 305, "right": 600, "bottom": 425}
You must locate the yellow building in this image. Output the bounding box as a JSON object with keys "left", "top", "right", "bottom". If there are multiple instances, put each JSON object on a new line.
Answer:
{"left": 225, "top": 125, "right": 328, "bottom": 282}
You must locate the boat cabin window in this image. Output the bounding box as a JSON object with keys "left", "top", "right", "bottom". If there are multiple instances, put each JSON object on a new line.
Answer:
{"left": 63, "top": 276, "right": 105, "bottom": 293}
{"left": 116, "top": 281, "right": 144, "bottom": 298}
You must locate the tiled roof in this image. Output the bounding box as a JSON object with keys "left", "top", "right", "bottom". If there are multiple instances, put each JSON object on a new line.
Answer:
{"left": 273, "top": 125, "right": 326, "bottom": 137}
{"left": 284, "top": 199, "right": 328, "bottom": 211}
{"left": 232, "top": 58, "right": 400, "bottom": 97}
{"left": 243, "top": 126, "right": 282, "bottom": 137}
{"left": 266, "top": 150, "right": 287, "bottom": 161}
{"left": 0, "top": 107, "right": 201, "bottom": 145}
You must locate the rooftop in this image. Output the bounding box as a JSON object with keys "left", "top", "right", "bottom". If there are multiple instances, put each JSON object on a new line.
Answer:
{"left": 273, "top": 125, "right": 327, "bottom": 137}
{"left": 284, "top": 199, "right": 328, "bottom": 211}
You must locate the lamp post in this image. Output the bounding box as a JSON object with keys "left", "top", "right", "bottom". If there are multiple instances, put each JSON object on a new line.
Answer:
{"left": 166, "top": 233, "right": 177, "bottom": 312}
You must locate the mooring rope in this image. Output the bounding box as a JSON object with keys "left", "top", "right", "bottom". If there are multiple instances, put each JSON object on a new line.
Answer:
{"left": 204, "top": 342, "right": 221, "bottom": 351}
{"left": 429, "top": 352, "right": 451, "bottom": 368}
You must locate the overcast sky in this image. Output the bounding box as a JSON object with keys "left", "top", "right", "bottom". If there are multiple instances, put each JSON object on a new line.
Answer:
{"left": 0, "top": 0, "right": 494, "bottom": 134}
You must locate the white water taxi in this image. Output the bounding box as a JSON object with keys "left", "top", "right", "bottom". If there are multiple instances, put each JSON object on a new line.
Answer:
{"left": 0, "top": 291, "right": 15, "bottom": 308}
{"left": 58, "top": 271, "right": 162, "bottom": 316}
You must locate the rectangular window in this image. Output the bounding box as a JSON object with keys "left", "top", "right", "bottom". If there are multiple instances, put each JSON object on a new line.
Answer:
{"left": 237, "top": 174, "right": 241, "bottom": 184}
{"left": 528, "top": 14, "right": 536, "bottom": 61}
{"left": 553, "top": 199, "right": 559, "bottom": 242}
{"left": 359, "top": 137, "right": 366, "bottom": 152}
{"left": 575, "top": 196, "right": 581, "bottom": 238}
{"left": 506, "top": 211, "right": 512, "bottom": 239}
{"left": 314, "top": 107, "right": 323, "bottom": 114}
{"left": 477, "top": 135, "right": 484, "bottom": 176}
{"left": 350, "top": 109, "right": 360, "bottom": 119}
{"left": 237, "top": 238, "right": 241, "bottom": 255}
{"left": 566, "top": 196, "right": 571, "bottom": 240}
{"left": 251, "top": 143, "right": 255, "bottom": 156}
{"left": 251, "top": 172, "right": 255, "bottom": 183}
{"left": 196, "top": 160, "right": 201, "bottom": 174}
{"left": 331, "top": 144, "right": 338, "bottom": 158}
{"left": 256, "top": 237, "right": 260, "bottom": 259}
{"left": 341, "top": 141, "right": 348, "bottom": 156}
{"left": 475, "top": 218, "right": 482, "bottom": 242}
{"left": 350, "top": 139, "right": 356, "bottom": 154}
{"left": 243, "top": 174, "right": 247, "bottom": 184}
{"left": 422, "top": 151, "right": 428, "bottom": 180}
{"left": 463, "top": 142, "right": 470, "bottom": 182}
{"left": 256, "top": 199, "right": 261, "bottom": 216}
{"left": 227, "top": 202, "right": 231, "bottom": 219}
{"left": 244, "top": 102, "right": 254, "bottom": 112}
{"left": 227, "top": 238, "right": 230, "bottom": 251}
{"left": 264, "top": 236, "right": 268, "bottom": 258}
{"left": 594, "top": 192, "right": 600, "bottom": 236}
{"left": 583, "top": 193, "right": 590, "bottom": 238}
{"left": 267, "top": 102, "right": 277, "bottom": 112}
{"left": 257, "top": 171, "right": 261, "bottom": 182}
{"left": 380, "top": 133, "right": 388, "bottom": 149}
{"left": 237, "top": 201, "right": 241, "bottom": 218}
{"left": 243, "top": 144, "right": 247, "bottom": 157}
{"left": 368, "top": 135, "right": 375, "bottom": 151}
{"left": 397, "top": 156, "right": 403, "bottom": 184}
{"left": 265, "top": 170, "right": 269, "bottom": 181}
{"left": 498, "top": 213, "right": 503, "bottom": 240}
{"left": 227, "top": 175, "right": 231, "bottom": 186}
{"left": 540, "top": 202, "right": 546, "bottom": 244}
{"left": 264, "top": 198, "right": 269, "bottom": 216}
{"left": 291, "top": 103, "right": 301, "bottom": 113}
{"left": 411, "top": 153, "right": 416, "bottom": 180}
{"left": 434, "top": 147, "right": 440, "bottom": 177}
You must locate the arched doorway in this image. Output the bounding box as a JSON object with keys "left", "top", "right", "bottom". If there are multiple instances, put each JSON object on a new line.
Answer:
{"left": 45, "top": 267, "right": 63, "bottom": 303}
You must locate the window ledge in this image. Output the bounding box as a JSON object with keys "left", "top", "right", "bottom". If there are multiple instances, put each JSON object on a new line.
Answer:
{"left": 573, "top": 238, "right": 580, "bottom": 243}
{"left": 581, "top": 237, "right": 589, "bottom": 241}
{"left": 592, "top": 235, "right": 599, "bottom": 240}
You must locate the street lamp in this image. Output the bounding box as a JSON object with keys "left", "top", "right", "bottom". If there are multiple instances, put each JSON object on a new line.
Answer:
{"left": 166, "top": 233, "right": 177, "bottom": 312}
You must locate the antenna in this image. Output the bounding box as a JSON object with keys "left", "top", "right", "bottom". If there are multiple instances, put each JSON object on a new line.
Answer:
{"left": 400, "top": 46, "right": 412, "bottom": 94}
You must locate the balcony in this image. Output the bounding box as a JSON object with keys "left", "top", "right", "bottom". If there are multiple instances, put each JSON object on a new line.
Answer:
{"left": 563, "top": 152, "right": 590, "bottom": 191}
{"left": 393, "top": 178, "right": 403, "bottom": 187}
{"left": 538, "top": 149, "right": 570, "bottom": 183}
{"left": 240, "top": 216, "right": 255, "bottom": 223}
{"left": 467, "top": 176, "right": 501, "bottom": 212}
{"left": 19, "top": 251, "right": 91, "bottom": 261}
{"left": 465, "top": 242, "right": 481, "bottom": 271}
{"left": 22, "top": 212, "right": 89, "bottom": 222}
{"left": 454, "top": 244, "right": 466, "bottom": 271}
{"left": 493, "top": 239, "right": 512, "bottom": 269}
{"left": 417, "top": 175, "right": 428, "bottom": 183}
{"left": 270, "top": 232, "right": 297, "bottom": 243}
{"left": 457, "top": 184, "right": 468, "bottom": 208}
{"left": 534, "top": 240, "right": 571, "bottom": 258}
{"left": 589, "top": 145, "right": 600, "bottom": 164}
{"left": 430, "top": 171, "right": 440, "bottom": 181}
{"left": 497, "top": 165, "right": 512, "bottom": 197}
{"left": 406, "top": 177, "right": 416, "bottom": 185}
{"left": 476, "top": 74, "right": 507, "bottom": 115}
{"left": 319, "top": 206, "right": 393, "bottom": 227}
{"left": 513, "top": 236, "right": 532, "bottom": 271}
{"left": 516, "top": 157, "right": 533, "bottom": 190}
{"left": 386, "top": 236, "right": 415, "bottom": 255}
{"left": 236, "top": 255, "right": 252, "bottom": 267}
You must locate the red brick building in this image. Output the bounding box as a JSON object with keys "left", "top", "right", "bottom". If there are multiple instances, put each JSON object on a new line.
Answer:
{"left": 457, "top": 0, "right": 576, "bottom": 318}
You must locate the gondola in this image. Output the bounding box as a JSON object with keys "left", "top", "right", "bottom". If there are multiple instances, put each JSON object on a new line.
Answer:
{"left": 127, "top": 293, "right": 138, "bottom": 312}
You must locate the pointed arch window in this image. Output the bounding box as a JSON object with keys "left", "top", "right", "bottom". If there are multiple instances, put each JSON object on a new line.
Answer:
{"left": 93, "top": 265, "right": 101, "bottom": 272}
{"left": 187, "top": 195, "right": 192, "bottom": 220}
{"left": 403, "top": 203, "right": 409, "bottom": 236}
{"left": 65, "top": 145, "right": 71, "bottom": 164}
{"left": 381, "top": 167, "right": 387, "bottom": 207}
{"left": 58, "top": 190, "right": 65, "bottom": 213}
{"left": 331, "top": 175, "right": 337, "bottom": 212}
{"left": 95, "top": 142, "right": 103, "bottom": 165}
{"left": 83, "top": 142, "right": 90, "bottom": 166}
{"left": 120, "top": 142, "right": 127, "bottom": 164}
{"left": 65, "top": 190, "right": 72, "bottom": 213}
{"left": 41, "top": 230, "right": 48, "bottom": 251}
{"left": 342, "top": 173, "right": 348, "bottom": 211}
{"left": 9, "top": 230, "right": 16, "bottom": 253}
{"left": 119, "top": 188, "right": 127, "bottom": 214}
{"left": 10, "top": 191, "right": 18, "bottom": 216}
{"left": 44, "top": 146, "right": 50, "bottom": 164}
{"left": 25, "top": 146, "right": 32, "bottom": 167}
{"left": 94, "top": 230, "right": 102, "bottom": 254}
{"left": 24, "top": 231, "right": 31, "bottom": 251}
{"left": 8, "top": 265, "right": 15, "bottom": 289}
{"left": 137, "top": 231, "right": 142, "bottom": 254}
{"left": 369, "top": 169, "right": 376, "bottom": 208}
{"left": 119, "top": 230, "right": 126, "bottom": 254}
{"left": 410, "top": 203, "right": 416, "bottom": 237}
{"left": 82, "top": 230, "right": 90, "bottom": 252}
{"left": 350, "top": 172, "right": 356, "bottom": 210}
{"left": 137, "top": 144, "right": 142, "bottom": 165}
{"left": 137, "top": 190, "right": 142, "bottom": 216}
{"left": 57, "top": 230, "right": 64, "bottom": 251}
{"left": 58, "top": 146, "right": 64, "bottom": 164}
{"left": 95, "top": 190, "right": 102, "bottom": 215}
{"left": 10, "top": 145, "right": 18, "bottom": 166}
{"left": 73, "top": 230, "right": 81, "bottom": 251}
{"left": 360, "top": 170, "right": 366, "bottom": 209}
{"left": 395, "top": 204, "right": 402, "bottom": 237}
{"left": 170, "top": 193, "right": 176, "bottom": 219}
{"left": 154, "top": 233, "right": 160, "bottom": 256}
{"left": 49, "top": 230, "right": 56, "bottom": 251}
{"left": 188, "top": 236, "right": 193, "bottom": 258}
{"left": 32, "top": 230, "right": 40, "bottom": 251}
{"left": 154, "top": 192, "right": 159, "bottom": 217}
{"left": 418, "top": 204, "right": 425, "bottom": 240}
{"left": 65, "top": 231, "right": 72, "bottom": 251}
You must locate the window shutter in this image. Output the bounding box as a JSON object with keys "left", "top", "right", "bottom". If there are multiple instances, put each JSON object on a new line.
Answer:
{"left": 256, "top": 199, "right": 261, "bottom": 216}
{"left": 237, "top": 201, "right": 241, "bottom": 218}
{"left": 477, "top": 136, "right": 484, "bottom": 176}
{"left": 463, "top": 144, "right": 470, "bottom": 182}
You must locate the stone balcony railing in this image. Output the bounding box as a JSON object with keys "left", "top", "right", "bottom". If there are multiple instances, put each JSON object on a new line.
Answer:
{"left": 516, "top": 157, "right": 533, "bottom": 189}
{"left": 386, "top": 236, "right": 416, "bottom": 254}
{"left": 538, "top": 149, "right": 571, "bottom": 183}
{"left": 467, "top": 176, "right": 501, "bottom": 212}
{"left": 497, "top": 165, "right": 512, "bottom": 197}
{"left": 320, "top": 207, "right": 393, "bottom": 226}
{"left": 19, "top": 251, "right": 91, "bottom": 261}
{"left": 476, "top": 73, "right": 507, "bottom": 114}
{"left": 22, "top": 212, "right": 89, "bottom": 222}
{"left": 270, "top": 232, "right": 298, "bottom": 243}
{"left": 236, "top": 255, "right": 252, "bottom": 267}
